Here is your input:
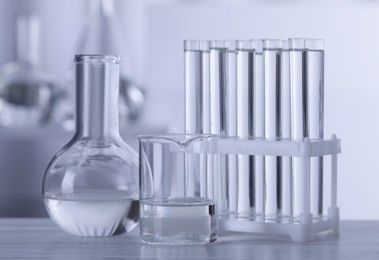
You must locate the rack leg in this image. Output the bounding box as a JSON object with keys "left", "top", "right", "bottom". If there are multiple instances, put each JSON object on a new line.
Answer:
{"left": 328, "top": 207, "right": 340, "bottom": 235}
{"left": 290, "top": 213, "right": 313, "bottom": 242}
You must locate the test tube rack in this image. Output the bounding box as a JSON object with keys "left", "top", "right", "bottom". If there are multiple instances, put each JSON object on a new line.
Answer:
{"left": 181, "top": 135, "right": 341, "bottom": 242}
{"left": 216, "top": 135, "right": 340, "bottom": 242}
{"left": 184, "top": 39, "right": 340, "bottom": 242}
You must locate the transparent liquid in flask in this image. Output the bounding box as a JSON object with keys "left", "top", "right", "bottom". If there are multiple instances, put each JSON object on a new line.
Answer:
{"left": 45, "top": 193, "right": 139, "bottom": 237}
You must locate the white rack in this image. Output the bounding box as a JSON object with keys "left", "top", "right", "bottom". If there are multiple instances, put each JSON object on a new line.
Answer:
{"left": 214, "top": 135, "right": 341, "bottom": 242}
{"left": 168, "top": 134, "right": 341, "bottom": 241}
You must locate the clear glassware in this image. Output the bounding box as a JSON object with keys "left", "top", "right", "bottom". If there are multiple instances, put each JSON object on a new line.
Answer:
{"left": 236, "top": 40, "right": 254, "bottom": 218}
{"left": 184, "top": 40, "right": 208, "bottom": 135}
{"left": 289, "top": 38, "right": 325, "bottom": 221}
{"left": 59, "top": 0, "right": 144, "bottom": 130}
{"left": 184, "top": 40, "right": 218, "bottom": 217}
{"left": 139, "top": 134, "right": 218, "bottom": 245}
{"left": 224, "top": 40, "right": 238, "bottom": 217}
{"left": 306, "top": 39, "right": 324, "bottom": 220}
{"left": 252, "top": 39, "right": 265, "bottom": 220}
{"left": 289, "top": 38, "right": 308, "bottom": 222}
{"left": 280, "top": 40, "right": 292, "bottom": 221}
{"left": 263, "top": 39, "right": 282, "bottom": 221}
{"left": 0, "top": 14, "right": 59, "bottom": 127}
{"left": 43, "top": 55, "right": 139, "bottom": 237}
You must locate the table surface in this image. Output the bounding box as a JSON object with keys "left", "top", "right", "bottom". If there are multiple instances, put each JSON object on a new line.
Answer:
{"left": 0, "top": 219, "right": 378, "bottom": 260}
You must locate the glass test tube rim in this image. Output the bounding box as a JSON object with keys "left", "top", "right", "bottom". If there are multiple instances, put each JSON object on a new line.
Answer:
{"left": 234, "top": 39, "right": 266, "bottom": 51}
{"left": 184, "top": 40, "right": 211, "bottom": 51}
{"left": 209, "top": 40, "right": 227, "bottom": 50}
{"left": 184, "top": 40, "right": 238, "bottom": 51}
{"left": 308, "top": 39, "right": 324, "bottom": 51}
{"left": 251, "top": 39, "right": 264, "bottom": 53}
{"left": 236, "top": 40, "right": 255, "bottom": 51}
{"left": 263, "top": 39, "right": 283, "bottom": 50}
{"left": 289, "top": 38, "right": 324, "bottom": 50}
{"left": 282, "top": 40, "right": 290, "bottom": 50}
{"left": 223, "top": 40, "right": 237, "bottom": 51}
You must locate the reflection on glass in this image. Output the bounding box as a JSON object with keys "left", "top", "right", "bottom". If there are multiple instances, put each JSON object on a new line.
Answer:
{"left": 43, "top": 55, "right": 139, "bottom": 237}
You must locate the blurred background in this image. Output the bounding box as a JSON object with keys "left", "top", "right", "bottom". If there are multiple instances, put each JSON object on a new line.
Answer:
{"left": 0, "top": 0, "right": 376, "bottom": 219}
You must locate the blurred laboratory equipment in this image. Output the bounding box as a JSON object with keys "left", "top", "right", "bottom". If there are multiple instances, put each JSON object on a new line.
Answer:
{"left": 43, "top": 55, "right": 139, "bottom": 237}
{"left": 58, "top": 0, "right": 144, "bottom": 130}
{"left": 184, "top": 39, "right": 340, "bottom": 241}
{"left": 0, "top": 13, "right": 60, "bottom": 127}
{"left": 139, "top": 134, "right": 218, "bottom": 244}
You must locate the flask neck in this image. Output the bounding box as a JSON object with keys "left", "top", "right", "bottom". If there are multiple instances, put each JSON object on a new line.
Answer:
{"left": 93, "top": 0, "right": 114, "bottom": 17}
{"left": 16, "top": 14, "right": 40, "bottom": 66}
{"left": 75, "top": 55, "right": 120, "bottom": 140}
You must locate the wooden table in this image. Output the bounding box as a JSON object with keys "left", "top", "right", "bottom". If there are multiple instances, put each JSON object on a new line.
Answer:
{"left": 0, "top": 219, "right": 378, "bottom": 259}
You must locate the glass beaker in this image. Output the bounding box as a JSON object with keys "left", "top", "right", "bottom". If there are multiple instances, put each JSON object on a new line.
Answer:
{"left": 0, "top": 13, "right": 59, "bottom": 127}
{"left": 43, "top": 55, "right": 139, "bottom": 237}
{"left": 139, "top": 134, "right": 218, "bottom": 245}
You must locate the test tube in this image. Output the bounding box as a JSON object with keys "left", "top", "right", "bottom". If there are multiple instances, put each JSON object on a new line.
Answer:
{"left": 210, "top": 40, "right": 227, "bottom": 137}
{"left": 210, "top": 41, "right": 228, "bottom": 207}
{"left": 252, "top": 39, "right": 265, "bottom": 220}
{"left": 199, "top": 42, "right": 211, "bottom": 200}
{"left": 224, "top": 40, "right": 238, "bottom": 216}
{"left": 263, "top": 39, "right": 282, "bottom": 221}
{"left": 289, "top": 38, "right": 325, "bottom": 222}
{"left": 280, "top": 40, "right": 292, "bottom": 221}
{"left": 289, "top": 38, "right": 308, "bottom": 222}
{"left": 307, "top": 39, "right": 324, "bottom": 219}
{"left": 184, "top": 40, "right": 211, "bottom": 199}
{"left": 184, "top": 40, "right": 202, "bottom": 135}
{"left": 236, "top": 40, "right": 254, "bottom": 217}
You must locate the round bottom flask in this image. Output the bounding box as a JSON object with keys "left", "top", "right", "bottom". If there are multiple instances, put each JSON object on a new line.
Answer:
{"left": 43, "top": 55, "right": 139, "bottom": 237}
